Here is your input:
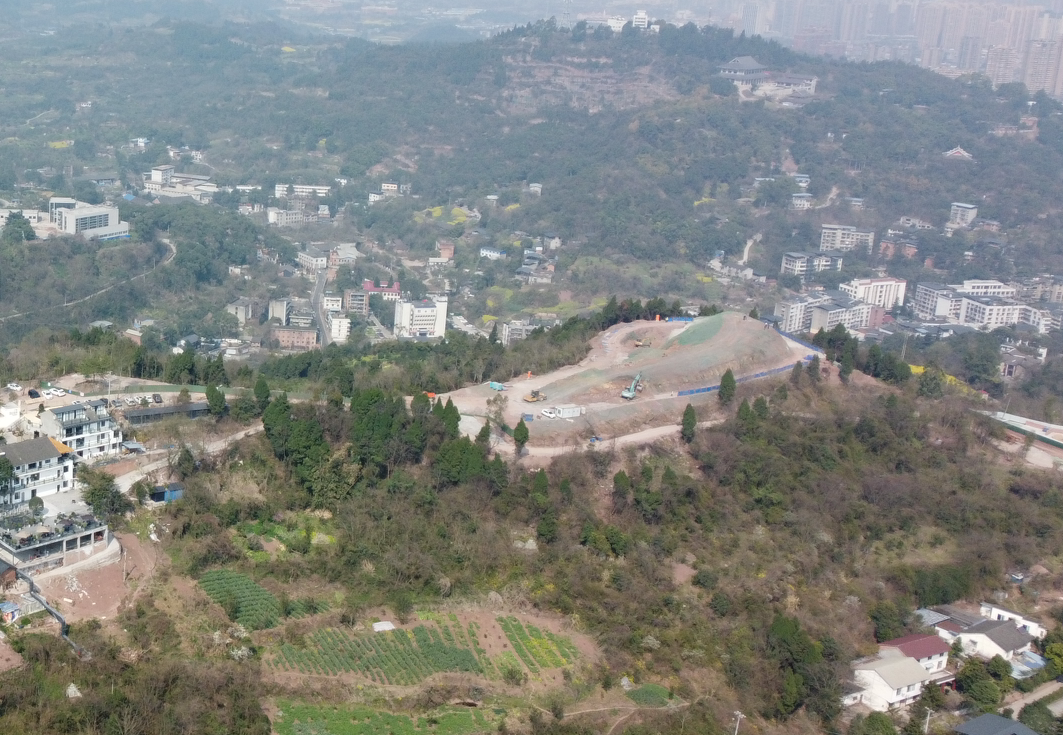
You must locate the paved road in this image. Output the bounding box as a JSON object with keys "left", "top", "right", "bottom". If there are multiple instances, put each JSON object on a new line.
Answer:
{"left": 1004, "top": 681, "right": 1063, "bottom": 718}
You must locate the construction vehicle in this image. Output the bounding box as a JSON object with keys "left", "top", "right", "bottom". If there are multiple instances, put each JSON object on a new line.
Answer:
{"left": 523, "top": 389, "right": 547, "bottom": 403}
{"left": 621, "top": 373, "right": 643, "bottom": 400}
{"left": 488, "top": 381, "right": 506, "bottom": 391}
{"left": 633, "top": 339, "right": 650, "bottom": 348}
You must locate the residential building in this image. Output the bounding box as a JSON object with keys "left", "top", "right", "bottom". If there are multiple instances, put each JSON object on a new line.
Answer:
{"left": 773, "top": 293, "right": 832, "bottom": 333}
{"left": 960, "top": 296, "right": 1023, "bottom": 330}
{"left": 323, "top": 295, "right": 343, "bottom": 312}
{"left": 225, "top": 297, "right": 260, "bottom": 326}
{"left": 0, "top": 437, "right": 75, "bottom": 504}
{"left": 41, "top": 400, "right": 122, "bottom": 459}
{"left": 345, "top": 290, "right": 369, "bottom": 316}
{"left": 501, "top": 320, "right": 540, "bottom": 346}
{"left": 791, "top": 193, "right": 813, "bottom": 209}
{"left": 957, "top": 619, "right": 1034, "bottom": 660}
{"left": 267, "top": 208, "right": 315, "bottom": 227}
{"left": 436, "top": 239, "right": 456, "bottom": 260}
{"left": 480, "top": 247, "right": 507, "bottom": 260}
{"left": 839, "top": 277, "right": 907, "bottom": 308}
{"left": 809, "top": 294, "right": 876, "bottom": 332}
{"left": 780, "top": 252, "right": 843, "bottom": 277}
{"left": 329, "top": 243, "right": 361, "bottom": 266}
{"left": 632, "top": 9, "right": 649, "bottom": 28}
{"left": 53, "top": 202, "right": 130, "bottom": 240}
{"left": 296, "top": 246, "right": 328, "bottom": 273}
{"left": 272, "top": 326, "right": 318, "bottom": 350}
{"left": 529, "top": 183, "right": 543, "bottom": 196}
{"left": 326, "top": 312, "right": 351, "bottom": 344}
{"left": 820, "top": 224, "right": 876, "bottom": 253}
{"left": 914, "top": 283, "right": 963, "bottom": 321}
{"left": 898, "top": 216, "right": 934, "bottom": 230}
{"left": 275, "top": 184, "right": 331, "bottom": 199}
{"left": 978, "top": 603, "right": 1047, "bottom": 638}
{"left": 878, "top": 634, "right": 950, "bottom": 673}
{"left": 955, "top": 714, "right": 1038, "bottom": 735}
{"left": 879, "top": 239, "right": 919, "bottom": 260}
{"left": 362, "top": 280, "right": 401, "bottom": 302}
{"left": 954, "top": 279, "right": 1016, "bottom": 298}
{"left": 717, "top": 56, "right": 768, "bottom": 86}
{"left": 289, "top": 309, "right": 315, "bottom": 328}
{"left": 394, "top": 297, "right": 448, "bottom": 339}
{"left": 143, "top": 165, "right": 216, "bottom": 202}
{"left": 268, "top": 299, "right": 292, "bottom": 325}
{"left": 848, "top": 648, "right": 939, "bottom": 711}
{"left": 381, "top": 182, "right": 399, "bottom": 196}
{"left": 950, "top": 202, "right": 978, "bottom": 226}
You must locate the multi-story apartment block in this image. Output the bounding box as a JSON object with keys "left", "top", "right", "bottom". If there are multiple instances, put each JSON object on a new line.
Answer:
{"left": 949, "top": 202, "right": 978, "bottom": 226}
{"left": 296, "top": 246, "right": 328, "bottom": 273}
{"left": 394, "top": 297, "right": 448, "bottom": 339}
{"left": 820, "top": 224, "right": 876, "bottom": 253}
{"left": 780, "top": 252, "right": 843, "bottom": 277}
{"left": 953, "top": 279, "right": 1016, "bottom": 298}
{"left": 913, "top": 283, "right": 963, "bottom": 321}
{"left": 40, "top": 401, "right": 122, "bottom": 459}
{"left": 52, "top": 201, "right": 130, "bottom": 240}
{"left": 272, "top": 326, "right": 318, "bottom": 350}
{"left": 362, "top": 280, "right": 401, "bottom": 302}
{"left": 773, "top": 293, "right": 833, "bottom": 333}
{"left": 0, "top": 437, "right": 76, "bottom": 504}
{"left": 344, "top": 290, "right": 370, "bottom": 316}
{"left": 326, "top": 311, "right": 352, "bottom": 344}
{"left": 274, "top": 184, "right": 331, "bottom": 199}
{"left": 269, "top": 299, "right": 292, "bottom": 325}
{"left": 839, "top": 277, "right": 907, "bottom": 308}
{"left": 809, "top": 294, "right": 877, "bottom": 332}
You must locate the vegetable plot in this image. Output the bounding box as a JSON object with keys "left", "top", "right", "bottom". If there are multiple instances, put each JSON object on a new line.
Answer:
{"left": 199, "top": 569, "right": 281, "bottom": 630}
{"left": 495, "top": 617, "right": 577, "bottom": 671}
{"left": 273, "top": 701, "right": 491, "bottom": 735}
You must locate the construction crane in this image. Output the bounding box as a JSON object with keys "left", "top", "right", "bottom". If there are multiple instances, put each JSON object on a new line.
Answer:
{"left": 523, "top": 389, "right": 547, "bottom": 403}
{"left": 621, "top": 372, "right": 642, "bottom": 400}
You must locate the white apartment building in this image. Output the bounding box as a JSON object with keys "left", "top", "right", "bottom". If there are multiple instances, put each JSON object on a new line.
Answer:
{"left": 323, "top": 295, "right": 344, "bottom": 312}
{"left": 839, "top": 277, "right": 907, "bottom": 308}
{"left": 950, "top": 202, "right": 978, "bottom": 226}
{"left": 780, "top": 252, "right": 843, "bottom": 277}
{"left": 820, "top": 224, "right": 876, "bottom": 253}
{"left": 53, "top": 203, "right": 130, "bottom": 240}
{"left": 773, "top": 293, "right": 832, "bottom": 333}
{"left": 144, "top": 165, "right": 217, "bottom": 202}
{"left": 394, "top": 297, "right": 448, "bottom": 339}
{"left": 809, "top": 297, "right": 874, "bottom": 332}
{"left": 296, "top": 246, "right": 328, "bottom": 272}
{"left": 275, "top": 184, "right": 331, "bottom": 199}
{"left": 269, "top": 299, "right": 292, "bottom": 325}
{"left": 326, "top": 311, "right": 351, "bottom": 344}
{"left": 632, "top": 9, "right": 649, "bottom": 28}
{"left": 267, "top": 208, "right": 315, "bottom": 227}
{"left": 0, "top": 437, "right": 76, "bottom": 504}
{"left": 954, "top": 279, "right": 1016, "bottom": 298}
{"left": 960, "top": 297, "right": 1022, "bottom": 329}
{"left": 40, "top": 400, "right": 122, "bottom": 459}
{"left": 913, "top": 283, "right": 962, "bottom": 320}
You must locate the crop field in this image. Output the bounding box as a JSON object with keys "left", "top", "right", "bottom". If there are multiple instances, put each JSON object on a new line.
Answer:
{"left": 269, "top": 614, "right": 578, "bottom": 684}
{"left": 199, "top": 570, "right": 281, "bottom": 630}
{"left": 626, "top": 683, "right": 672, "bottom": 707}
{"left": 198, "top": 570, "right": 328, "bottom": 630}
{"left": 496, "top": 617, "right": 579, "bottom": 673}
{"left": 273, "top": 701, "right": 492, "bottom": 735}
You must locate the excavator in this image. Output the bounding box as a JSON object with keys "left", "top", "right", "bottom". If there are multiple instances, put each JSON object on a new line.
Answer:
{"left": 523, "top": 389, "right": 547, "bottom": 403}
{"left": 621, "top": 372, "right": 643, "bottom": 400}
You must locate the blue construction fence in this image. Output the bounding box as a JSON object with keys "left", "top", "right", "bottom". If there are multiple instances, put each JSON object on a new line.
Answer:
{"left": 677, "top": 354, "right": 818, "bottom": 397}
{"left": 665, "top": 316, "right": 695, "bottom": 322}
{"left": 775, "top": 329, "right": 826, "bottom": 355}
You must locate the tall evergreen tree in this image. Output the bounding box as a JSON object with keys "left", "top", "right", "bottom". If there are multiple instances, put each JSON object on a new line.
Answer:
{"left": 681, "top": 403, "right": 696, "bottom": 442}
{"left": 718, "top": 368, "right": 736, "bottom": 404}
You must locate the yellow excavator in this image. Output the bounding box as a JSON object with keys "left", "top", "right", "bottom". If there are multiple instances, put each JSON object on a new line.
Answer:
{"left": 523, "top": 389, "right": 547, "bottom": 403}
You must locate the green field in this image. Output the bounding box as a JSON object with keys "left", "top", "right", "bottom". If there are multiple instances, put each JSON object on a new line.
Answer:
{"left": 270, "top": 616, "right": 578, "bottom": 684}
{"left": 626, "top": 683, "right": 673, "bottom": 707}
{"left": 671, "top": 314, "right": 723, "bottom": 347}
{"left": 495, "top": 617, "right": 579, "bottom": 673}
{"left": 198, "top": 570, "right": 328, "bottom": 630}
{"left": 273, "top": 701, "right": 492, "bottom": 735}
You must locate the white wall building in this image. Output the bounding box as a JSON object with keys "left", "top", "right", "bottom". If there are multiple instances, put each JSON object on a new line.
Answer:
{"left": 956, "top": 619, "right": 1034, "bottom": 660}
{"left": 780, "top": 252, "right": 843, "bottom": 277}
{"left": 0, "top": 437, "right": 76, "bottom": 504}
{"left": 848, "top": 651, "right": 937, "bottom": 712}
{"left": 394, "top": 297, "right": 448, "bottom": 339}
{"left": 275, "top": 184, "right": 331, "bottom": 199}
{"left": 326, "top": 311, "right": 352, "bottom": 344}
{"left": 839, "top": 277, "right": 907, "bottom": 308}
{"left": 632, "top": 9, "right": 649, "bottom": 28}
{"left": 296, "top": 246, "right": 328, "bottom": 272}
{"left": 820, "top": 224, "right": 876, "bottom": 253}
{"left": 809, "top": 297, "right": 874, "bottom": 332}
{"left": 53, "top": 203, "right": 129, "bottom": 240}
{"left": 979, "top": 603, "right": 1047, "bottom": 639}
{"left": 773, "top": 293, "right": 832, "bottom": 333}
{"left": 950, "top": 202, "right": 978, "bottom": 226}
{"left": 40, "top": 400, "right": 122, "bottom": 459}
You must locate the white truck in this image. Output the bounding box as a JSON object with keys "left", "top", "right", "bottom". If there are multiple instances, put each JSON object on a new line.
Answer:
{"left": 542, "top": 404, "right": 585, "bottom": 419}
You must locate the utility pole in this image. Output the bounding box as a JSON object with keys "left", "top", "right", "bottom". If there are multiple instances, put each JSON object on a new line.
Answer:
{"left": 923, "top": 707, "right": 931, "bottom": 734}
{"left": 733, "top": 711, "right": 745, "bottom": 735}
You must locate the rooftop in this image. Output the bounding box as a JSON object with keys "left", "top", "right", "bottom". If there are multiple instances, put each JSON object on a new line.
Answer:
{"left": 719, "top": 56, "right": 767, "bottom": 71}
{"left": 0, "top": 437, "right": 72, "bottom": 468}
{"left": 854, "top": 651, "right": 933, "bottom": 689}
{"left": 879, "top": 633, "right": 950, "bottom": 660}
{"left": 964, "top": 619, "right": 1033, "bottom": 652}
{"left": 954, "top": 713, "right": 1038, "bottom": 735}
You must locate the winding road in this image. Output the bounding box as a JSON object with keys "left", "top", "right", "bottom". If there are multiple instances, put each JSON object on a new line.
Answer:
{"left": 0, "top": 237, "right": 177, "bottom": 324}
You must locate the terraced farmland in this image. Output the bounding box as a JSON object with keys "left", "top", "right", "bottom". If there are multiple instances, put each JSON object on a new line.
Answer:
{"left": 270, "top": 614, "right": 578, "bottom": 685}
{"left": 199, "top": 570, "right": 281, "bottom": 630}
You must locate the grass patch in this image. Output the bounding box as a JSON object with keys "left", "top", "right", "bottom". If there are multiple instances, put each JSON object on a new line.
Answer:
{"left": 626, "top": 683, "right": 672, "bottom": 707}
{"left": 672, "top": 314, "right": 724, "bottom": 347}
{"left": 274, "top": 701, "right": 491, "bottom": 735}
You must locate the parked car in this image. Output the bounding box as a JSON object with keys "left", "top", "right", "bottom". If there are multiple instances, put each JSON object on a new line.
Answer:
{"left": 5, "top": 383, "right": 21, "bottom": 392}
{"left": 27, "top": 389, "right": 40, "bottom": 399}
{"left": 152, "top": 394, "right": 163, "bottom": 404}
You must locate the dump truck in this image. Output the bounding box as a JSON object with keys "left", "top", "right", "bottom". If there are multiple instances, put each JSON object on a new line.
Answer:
{"left": 488, "top": 381, "right": 506, "bottom": 391}
{"left": 621, "top": 372, "right": 642, "bottom": 400}
{"left": 523, "top": 389, "right": 547, "bottom": 403}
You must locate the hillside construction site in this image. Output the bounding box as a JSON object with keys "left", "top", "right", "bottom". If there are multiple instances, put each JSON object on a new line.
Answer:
{"left": 444, "top": 312, "right": 818, "bottom": 449}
